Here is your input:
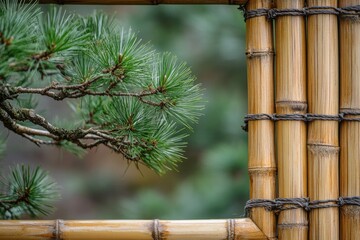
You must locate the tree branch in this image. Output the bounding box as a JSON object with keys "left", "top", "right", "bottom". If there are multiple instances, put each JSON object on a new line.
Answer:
{"left": 0, "top": 101, "right": 154, "bottom": 162}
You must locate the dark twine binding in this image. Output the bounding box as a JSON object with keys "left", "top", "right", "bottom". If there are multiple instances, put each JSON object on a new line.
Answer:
{"left": 242, "top": 111, "right": 360, "bottom": 132}
{"left": 238, "top": 4, "right": 360, "bottom": 21}
{"left": 245, "top": 197, "right": 360, "bottom": 217}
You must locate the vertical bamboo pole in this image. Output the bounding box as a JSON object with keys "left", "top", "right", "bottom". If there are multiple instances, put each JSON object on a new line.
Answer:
{"left": 275, "top": 1, "right": 307, "bottom": 239}
{"left": 339, "top": 0, "right": 360, "bottom": 239}
{"left": 307, "top": 0, "right": 339, "bottom": 240}
{"left": 246, "top": 0, "right": 276, "bottom": 239}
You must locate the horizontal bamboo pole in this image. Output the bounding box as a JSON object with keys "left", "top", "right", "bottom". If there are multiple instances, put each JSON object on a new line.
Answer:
{"left": 34, "top": 0, "right": 246, "bottom": 5}
{"left": 339, "top": 0, "right": 360, "bottom": 239}
{"left": 307, "top": 0, "right": 339, "bottom": 240}
{"left": 246, "top": 0, "right": 276, "bottom": 239}
{"left": 0, "top": 218, "right": 267, "bottom": 240}
{"left": 275, "top": 0, "right": 307, "bottom": 239}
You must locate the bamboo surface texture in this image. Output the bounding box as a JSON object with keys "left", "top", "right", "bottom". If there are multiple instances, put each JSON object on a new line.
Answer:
{"left": 35, "top": 0, "right": 246, "bottom": 4}
{"left": 0, "top": 219, "right": 266, "bottom": 240}
{"left": 274, "top": 0, "right": 307, "bottom": 239}
{"left": 246, "top": 0, "right": 276, "bottom": 239}
{"left": 307, "top": 0, "right": 339, "bottom": 240}
{"left": 339, "top": 0, "right": 360, "bottom": 239}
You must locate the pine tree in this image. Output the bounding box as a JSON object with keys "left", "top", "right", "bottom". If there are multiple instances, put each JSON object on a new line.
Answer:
{"left": 0, "top": 1, "right": 203, "bottom": 219}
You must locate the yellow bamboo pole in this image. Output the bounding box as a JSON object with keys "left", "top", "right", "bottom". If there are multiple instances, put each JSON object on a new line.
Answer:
{"left": 0, "top": 218, "right": 266, "bottom": 240}
{"left": 339, "top": 0, "right": 360, "bottom": 239}
{"left": 34, "top": 0, "right": 246, "bottom": 4}
{"left": 307, "top": 0, "right": 339, "bottom": 240}
{"left": 274, "top": 0, "right": 307, "bottom": 239}
{"left": 246, "top": 1, "right": 276, "bottom": 239}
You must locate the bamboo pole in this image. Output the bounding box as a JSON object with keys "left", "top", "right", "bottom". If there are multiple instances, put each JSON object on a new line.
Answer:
{"left": 34, "top": 0, "right": 246, "bottom": 5}
{"left": 339, "top": 0, "right": 360, "bottom": 239}
{"left": 246, "top": 0, "right": 276, "bottom": 239}
{"left": 307, "top": 0, "right": 339, "bottom": 240}
{"left": 274, "top": 0, "right": 307, "bottom": 239}
{"left": 0, "top": 218, "right": 266, "bottom": 240}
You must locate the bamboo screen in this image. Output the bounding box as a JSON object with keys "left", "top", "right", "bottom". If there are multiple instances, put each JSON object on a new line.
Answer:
{"left": 1, "top": 0, "right": 360, "bottom": 239}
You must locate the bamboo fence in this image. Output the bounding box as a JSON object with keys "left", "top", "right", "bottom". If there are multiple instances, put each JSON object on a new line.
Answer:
{"left": 35, "top": 0, "right": 246, "bottom": 5}
{"left": 307, "top": 0, "right": 339, "bottom": 240}
{"left": 339, "top": 0, "right": 360, "bottom": 239}
{"left": 274, "top": 0, "right": 307, "bottom": 239}
{"left": 0, "top": 219, "right": 266, "bottom": 240}
{"left": 245, "top": 0, "right": 276, "bottom": 239}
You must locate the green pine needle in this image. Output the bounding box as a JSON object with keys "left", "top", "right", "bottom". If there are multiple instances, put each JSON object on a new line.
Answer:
{"left": 1, "top": 1, "right": 204, "bottom": 175}
{"left": 0, "top": 165, "right": 60, "bottom": 219}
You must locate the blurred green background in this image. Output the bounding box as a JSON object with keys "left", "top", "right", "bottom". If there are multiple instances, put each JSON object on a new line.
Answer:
{"left": 1, "top": 4, "right": 248, "bottom": 219}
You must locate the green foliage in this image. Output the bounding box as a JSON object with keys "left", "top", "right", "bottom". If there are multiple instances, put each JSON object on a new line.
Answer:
{"left": 0, "top": 165, "right": 59, "bottom": 219}
{"left": 0, "top": 1, "right": 203, "bottom": 175}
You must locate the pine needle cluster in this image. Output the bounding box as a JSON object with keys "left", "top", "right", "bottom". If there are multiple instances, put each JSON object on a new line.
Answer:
{"left": 0, "top": 1, "right": 203, "bottom": 175}
{"left": 0, "top": 165, "right": 59, "bottom": 219}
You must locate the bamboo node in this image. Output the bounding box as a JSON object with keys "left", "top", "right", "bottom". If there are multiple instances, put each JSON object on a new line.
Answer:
{"left": 227, "top": 219, "right": 235, "bottom": 240}
{"left": 277, "top": 223, "right": 308, "bottom": 229}
{"left": 276, "top": 101, "right": 307, "bottom": 113}
{"left": 248, "top": 167, "right": 276, "bottom": 176}
{"left": 307, "top": 144, "right": 339, "bottom": 157}
{"left": 341, "top": 205, "right": 360, "bottom": 217}
{"left": 54, "top": 219, "right": 63, "bottom": 240}
{"left": 245, "top": 50, "right": 274, "bottom": 58}
{"left": 152, "top": 219, "right": 160, "bottom": 240}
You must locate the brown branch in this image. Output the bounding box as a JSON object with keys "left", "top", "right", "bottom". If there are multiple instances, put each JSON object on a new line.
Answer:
{"left": 0, "top": 108, "right": 57, "bottom": 139}
{"left": 10, "top": 79, "right": 161, "bottom": 102}
{"left": 10, "top": 76, "right": 102, "bottom": 100}
{"left": 0, "top": 102, "right": 154, "bottom": 164}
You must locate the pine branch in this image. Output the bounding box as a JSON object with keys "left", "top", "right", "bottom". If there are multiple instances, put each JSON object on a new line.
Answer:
{"left": 5, "top": 82, "right": 162, "bottom": 102}
{"left": 0, "top": 165, "right": 60, "bottom": 219}
{"left": 0, "top": 1, "right": 204, "bottom": 175}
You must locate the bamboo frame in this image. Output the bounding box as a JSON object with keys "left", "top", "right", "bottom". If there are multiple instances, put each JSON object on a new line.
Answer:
{"left": 6, "top": 0, "right": 360, "bottom": 239}
{"left": 0, "top": 219, "right": 266, "bottom": 240}
{"left": 274, "top": 0, "right": 307, "bottom": 239}
{"left": 35, "top": 0, "right": 246, "bottom": 5}
{"left": 307, "top": 0, "right": 339, "bottom": 239}
{"left": 339, "top": 0, "right": 360, "bottom": 239}
{"left": 246, "top": 0, "right": 276, "bottom": 239}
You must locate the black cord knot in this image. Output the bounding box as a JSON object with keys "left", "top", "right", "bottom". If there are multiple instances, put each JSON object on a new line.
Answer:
{"left": 338, "top": 197, "right": 345, "bottom": 207}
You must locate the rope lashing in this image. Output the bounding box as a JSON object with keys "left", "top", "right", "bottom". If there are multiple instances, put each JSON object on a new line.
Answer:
{"left": 238, "top": 5, "right": 360, "bottom": 21}
{"left": 245, "top": 197, "right": 360, "bottom": 217}
{"left": 242, "top": 111, "right": 360, "bottom": 132}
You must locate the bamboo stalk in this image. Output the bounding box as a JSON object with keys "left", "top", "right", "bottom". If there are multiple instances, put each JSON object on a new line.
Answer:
{"left": 34, "top": 0, "right": 246, "bottom": 5}
{"left": 246, "top": 0, "right": 276, "bottom": 239}
{"left": 339, "top": 0, "right": 360, "bottom": 239}
{"left": 0, "top": 218, "right": 266, "bottom": 240}
{"left": 307, "top": 0, "right": 339, "bottom": 240}
{"left": 274, "top": 0, "right": 307, "bottom": 239}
